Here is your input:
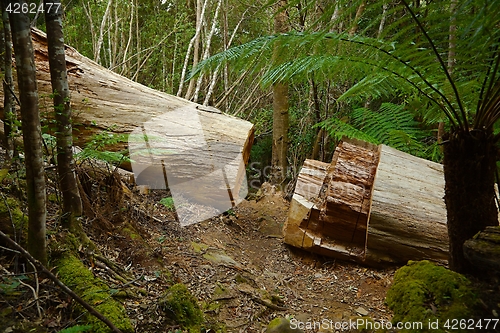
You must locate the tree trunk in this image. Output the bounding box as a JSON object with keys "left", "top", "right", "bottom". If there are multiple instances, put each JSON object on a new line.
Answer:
{"left": 94, "top": 0, "right": 113, "bottom": 64}
{"left": 193, "top": 0, "right": 223, "bottom": 103}
{"left": 271, "top": 0, "right": 289, "bottom": 185}
{"left": 443, "top": 129, "right": 499, "bottom": 273}
{"left": 1, "top": 3, "right": 16, "bottom": 158}
{"left": 184, "top": 0, "right": 207, "bottom": 100}
{"left": 177, "top": 0, "right": 208, "bottom": 97}
{"left": 464, "top": 226, "right": 500, "bottom": 273}
{"left": 349, "top": 1, "right": 366, "bottom": 36}
{"left": 44, "top": 0, "right": 83, "bottom": 229}
{"left": 9, "top": 0, "right": 47, "bottom": 265}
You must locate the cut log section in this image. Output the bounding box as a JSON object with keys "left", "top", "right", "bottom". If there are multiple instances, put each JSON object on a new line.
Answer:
{"left": 284, "top": 139, "right": 449, "bottom": 266}
{"left": 0, "top": 28, "right": 254, "bottom": 225}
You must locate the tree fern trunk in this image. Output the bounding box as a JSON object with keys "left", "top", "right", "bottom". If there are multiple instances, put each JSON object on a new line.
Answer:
{"left": 443, "top": 129, "right": 499, "bottom": 273}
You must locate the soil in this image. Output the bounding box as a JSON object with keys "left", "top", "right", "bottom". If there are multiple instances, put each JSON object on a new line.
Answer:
{"left": 80, "top": 180, "right": 395, "bottom": 333}
{"left": 2, "top": 163, "right": 500, "bottom": 333}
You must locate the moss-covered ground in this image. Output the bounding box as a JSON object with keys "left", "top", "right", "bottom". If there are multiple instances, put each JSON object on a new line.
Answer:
{"left": 54, "top": 254, "right": 134, "bottom": 333}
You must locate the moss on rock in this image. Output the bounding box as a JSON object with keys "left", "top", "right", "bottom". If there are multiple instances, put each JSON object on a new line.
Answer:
{"left": 266, "top": 317, "right": 304, "bottom": 333}
{"left": 386, "top": 260, "right": 478, "bottom": 332}
{"left": 55, "top": 255, "right": 134, "bottom": 333}
{"left": 159, "top": 283, "right": 204, "bottom": 332}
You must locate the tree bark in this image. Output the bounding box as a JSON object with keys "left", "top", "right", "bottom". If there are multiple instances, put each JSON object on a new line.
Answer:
{"left": 1, "top": 3, "right": 16, "bottom": 158}
{"left": 193, "top": 0, "right": 223, "bottom": 103}
{"left": 44, "top": 0, "right": 83, "bottom": 228}
{"left": 271, "top": 0, "right": 289, "bottom": 185}
{"left": 177, "top": 0, "right": 209, "bottom": 97}
{"left": 8, "top": 0, "right": 47, "bottom": 265}
{"left": 443, "top": 129, "right": 499, "bottom": 273}
{"left": 94, "top": 0, "right": 113, "bottom": 64}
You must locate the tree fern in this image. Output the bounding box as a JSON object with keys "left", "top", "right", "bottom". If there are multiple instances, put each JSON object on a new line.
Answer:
{"left": 321, "top": 103, "right": 439, "bottom": 161}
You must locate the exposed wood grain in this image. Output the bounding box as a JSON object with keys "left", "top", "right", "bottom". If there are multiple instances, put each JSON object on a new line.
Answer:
{"left": 284, "top": 140, "right": 450, "bottom": 267}
{"left": 366, "top": 145, "right": 448, "bottom": 265}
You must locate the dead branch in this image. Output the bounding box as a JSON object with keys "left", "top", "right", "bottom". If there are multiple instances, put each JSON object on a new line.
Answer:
{"left": 0, "top": 230, "right": 124, "bottom": 333}
{"left": 238, "top": 288, "right": 288, "bottom": 311}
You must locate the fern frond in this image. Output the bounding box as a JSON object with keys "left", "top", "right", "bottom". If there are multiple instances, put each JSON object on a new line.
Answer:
{"left": 318, "top": 117, "right": 378, "bottom": 144}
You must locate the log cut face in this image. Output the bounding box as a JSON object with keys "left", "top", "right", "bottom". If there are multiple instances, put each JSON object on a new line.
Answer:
{"left": 284, "top": 139, "right": 449, "bottom": 266}
{"left": 283, "top": 159, "right": 328, "bottom": 255}
{"left": 317, "top": 141, "right": 380, "bottom": 257}
{"left": 2, "top": 28, "right": 255, "bottom": 226}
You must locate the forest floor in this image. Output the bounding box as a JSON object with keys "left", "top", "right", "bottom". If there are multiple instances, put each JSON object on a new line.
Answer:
{"left": 2, "top": 165, "right": 498, "bottom": 333}
{"left": 76, "top": 173, "right": 395, "bottom": 333}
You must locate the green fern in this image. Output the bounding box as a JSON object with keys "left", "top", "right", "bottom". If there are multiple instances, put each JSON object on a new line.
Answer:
{"left": 75, "top": 128, "right": 130, "bottom": 166}
{"left": 57, "top": 325, "right": 92, "bottom": 333}
{"left": 159, "top": 197, "right": 175, "bottom": 211}
{"left": 321, "top": 103, "right": 440, "bottom": 161}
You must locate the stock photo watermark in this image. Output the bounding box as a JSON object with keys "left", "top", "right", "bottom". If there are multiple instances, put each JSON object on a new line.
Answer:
{"left": 289, "top": 318, "right": 499, "bottom": 331}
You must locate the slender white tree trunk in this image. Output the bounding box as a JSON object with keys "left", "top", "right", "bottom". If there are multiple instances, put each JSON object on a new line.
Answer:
{"left": 203, "top": 7, "right": 248, "bottom": 106}
{"left": 377, "top": 2, "right": 388, "bottom": 38}
{"left": 94, "top": 0, "right": 113, "bottom": 64}
{"left": 193, "top": 0, "right": 222, "bottom": 102}
{"left": 177, "top": 0, "right": 209, "bottom": 97}
{"left": 121, "top": 0, "right": 135, "bottom": 76}
{"left": 82, "top": 2, "right": 96, "bottom": 53}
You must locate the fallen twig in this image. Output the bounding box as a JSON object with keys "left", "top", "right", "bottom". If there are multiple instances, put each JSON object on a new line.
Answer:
{"left": 0, "top": 230, "right": 124, "bottom": 333}
{"left": 238, "top": 289, "right": 288, "bottom": 311}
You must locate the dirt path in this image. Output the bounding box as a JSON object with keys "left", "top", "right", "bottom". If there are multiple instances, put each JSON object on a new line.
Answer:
{"left": 107, "top": 189, "right": 395, "bottom": 332}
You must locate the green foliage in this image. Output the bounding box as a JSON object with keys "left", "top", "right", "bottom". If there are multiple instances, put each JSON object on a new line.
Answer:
{"left": 159, "top": 197, "right": 175, "bottom": 211}
{"left": 75, "top": 129, "right": 130, "bottom": 165}
{"left": 386, "top": 260, "right": 478, "bottom": 332}
{"left": 321, "top": 102, "right": 441, "bottom": 161}
{"left": 159, "top": 283, "right": 204, "bottom": 332}
{"left": 56, "top": 325, "right": 93, "bottom": 333}
{"left": 0, "top": 274, "right": 27, "bottom": 296}
{"left": 195, "top": 0, "right": 500, "bottom": 134}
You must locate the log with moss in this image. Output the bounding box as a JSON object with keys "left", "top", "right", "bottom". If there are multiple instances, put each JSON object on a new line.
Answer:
{"left": 284, "top": 139, "right": 449, "bottom": 266}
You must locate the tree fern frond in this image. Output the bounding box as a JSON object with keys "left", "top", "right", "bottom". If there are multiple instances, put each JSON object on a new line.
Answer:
{"left": 318, "top": 117, "right": 378, "bottom": 144}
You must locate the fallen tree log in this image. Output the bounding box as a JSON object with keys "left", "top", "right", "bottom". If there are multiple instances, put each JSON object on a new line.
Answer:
{"left": 284, "top": 139, "right": 449, "bottom": 266}
{"left": 1, "top": 28, "right": 254, "bottom": 225}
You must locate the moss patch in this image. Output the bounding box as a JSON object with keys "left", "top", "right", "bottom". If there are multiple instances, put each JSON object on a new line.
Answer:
{"left": 54, "top": 255, "right": 134, "bottom": 333}
{"left": 159, "top": 283, "right": 204, "bottom": 332}
{"left": 191, "top": 241, "right": 209, "bottom": 253}
{"left": 120, "top": 223, "right": 143, "bottom": 241}
{"left": 386, "top": 260, "right": 478, "bottom": 332}
{"left": 0, "top": 195, "right": 27, "bottom": 233}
